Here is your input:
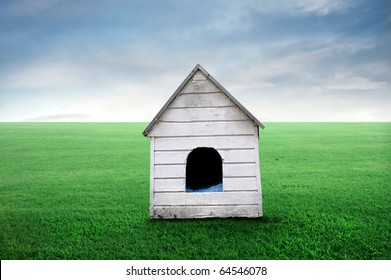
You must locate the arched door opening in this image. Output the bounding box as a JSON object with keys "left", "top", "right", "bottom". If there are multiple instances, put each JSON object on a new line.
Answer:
{"left": 186, "top": 147, "right": 223, "bottom": 192}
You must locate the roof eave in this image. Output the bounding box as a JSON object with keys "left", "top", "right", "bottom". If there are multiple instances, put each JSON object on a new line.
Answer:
{"left": 142, "top": 65, "right": 201, "bottom": 137}
{"left": 196, "top": 65, "right": 265, "bottom": 129}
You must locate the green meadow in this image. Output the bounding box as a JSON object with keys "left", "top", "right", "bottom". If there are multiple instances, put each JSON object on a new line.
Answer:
{"left": 0, "top": 122, "right": 390, "bottom": 260}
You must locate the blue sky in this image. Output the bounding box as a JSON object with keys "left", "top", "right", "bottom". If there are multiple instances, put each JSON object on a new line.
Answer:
{"left": 0, "top": 0, "right": 390, "bottom": 122}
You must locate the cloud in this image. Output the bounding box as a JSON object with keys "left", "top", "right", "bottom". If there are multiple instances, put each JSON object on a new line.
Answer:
{"left": 296, "top": 0, "right": 353, "bottom": 15}
{"left": 23, "top": 113, "right": 90, "bottom": 122}
{"left": 0, "top": 62, "right": 84, "bottom": 89}
{"left": 7, "top": 0, "right": 61, "bottom": 16}
{"left": 328, "top": 74, "right": 388, "bottom": 90}
{"left": 231, "top": 0, "right": 355, "bottom": 16}
{"left": 0, "top": 0, "right": 389, "bottom": 122}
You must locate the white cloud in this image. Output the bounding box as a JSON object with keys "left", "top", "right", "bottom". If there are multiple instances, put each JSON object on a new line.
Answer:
{"left": 297, "top": 0, "right": 352, "bottom": 15}
{"left": 23, "top": 113, "right": 90, "bottom": 122}
{"left": 232, "top": 0, "right": 354, "bottom": 16}
{"left": 328, "top": 74, "right": 388, "bottom": 90}
{"left": 0, "top": 62, "right": 84, "bottom": 89}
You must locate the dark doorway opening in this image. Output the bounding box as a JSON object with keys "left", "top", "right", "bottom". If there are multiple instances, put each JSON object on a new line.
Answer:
{"left": 186, "top": 147, "right": 223, "bottom": 192}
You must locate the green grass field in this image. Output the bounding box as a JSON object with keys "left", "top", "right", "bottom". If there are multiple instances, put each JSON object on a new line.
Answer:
{"left": 0, "top": 122, "right": 390, "bottom": 260}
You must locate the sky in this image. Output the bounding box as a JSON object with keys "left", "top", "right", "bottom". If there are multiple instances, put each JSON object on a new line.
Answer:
{"left": 0, "top": 0, "right": 390, "bottom": 122}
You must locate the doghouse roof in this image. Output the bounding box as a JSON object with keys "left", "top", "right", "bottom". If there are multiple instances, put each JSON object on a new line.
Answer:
{"left": 143, "top": 64, "right": 264, "bottom": 137}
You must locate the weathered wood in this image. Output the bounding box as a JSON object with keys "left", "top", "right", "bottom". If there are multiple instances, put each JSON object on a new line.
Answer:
{"left": 254, "top": 132, "right": 263, "bottom": 216}
{"left": 154, "top": 163, "right": 256, "bottom": 179}
{"left": 181, "top": 77, "right": 220, "bottom": 93}
{"left": 160, "top": 107, "right": 248, "bottom": 122}
{"left": 224, "top": 177, "right": 258, "bottom": 191}
{"left": 192, "top": 71, "right": 207, "bottom": 81}
{"left": 154, "top": 192, "right": 259, "bottom": 206}
{"left": 142, "top": 64, "right": 264, "bottom": 137}
{"left": 170, "top": 92, "right": 232, "bottom": 108}
{"left": 149, "top": 137, "right": 155, "bottom": 217}
{"left": 224, "top": 163, "right": 257, "bottom": 177}
{"left": 154, "top": 135, "right": 257, "bottom": 151}
{"left": 154, "top": 178, "right": 185, "bottom": 192}
{"left": 221, "top": 149, "right": 256, "bottom": 163}
{"left": 155, "top": 164, "right": 185, "bottom": 179}
{"left": 144, "top": 64, "right": 264, "bottom": 219}
{"left": 154, "top": 149, "right": 256, "bottom": 165}
{"left": 154, "top": 177, "right": 258, "bottom": 192}
{"left": 149, "top": 121, "right": 256, "bottom": 137}
{"left": 152, "top": 205, "right": 261, "bottom": 219}
{"left": 155, "top": 151, "right": 187, "bottom": 164}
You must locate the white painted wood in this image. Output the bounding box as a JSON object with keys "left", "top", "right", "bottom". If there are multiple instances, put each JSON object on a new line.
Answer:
{"left": 154, "top": 177, "right": 258, "bottom": 192}
{"left": 192, "top": 71, "right": 207, "bottom": 81}
{"left": 154, "top": 178, "right": 185, "bottom": 192}
{"left": 154, "top": 149, "right": 256, "bottom": 165}
{"left": 152, "top": 205, "right": 261, "bottom": 219}
{"left": 154, "top": 135, "right": 257, "bottom": 151}
{"left": 154, "top": 163, "right": 256, "bottom": 179}
{"left": 149, "top": 137, "right": 155, "bottom": 218}
{"left": 154, "top": 151, "right": 187, "bottom": 165}
{"left": 160, "top": 107, "right": 248, "bottom": 122}
{"left": 149, "top": 121, "right": 256, "bottom": 137}
{"left": 181, "top": 77, "right": 220, "bottom": 93}
{"left": 224, "top": 177, "right": 258, "bottom": 191}
{"left": 223, "top": 163, "right": 256, "bottom": 177}
{"left": 170, "top": 92, "right": 232, "bottom": 108}
{"left": 221, "top": 149, "right": 256, "bottom": 163}
{"left": 155, "top": 164, "right": 185, "bottom": 179}
{"left": 146, "top": 65, "right": 264, "bottom": 219}
{"left": 254, "top": 127, "right": 263, "bottom": 217}
{"left": 154, "top": 192, "right": 259, "bottom": 206}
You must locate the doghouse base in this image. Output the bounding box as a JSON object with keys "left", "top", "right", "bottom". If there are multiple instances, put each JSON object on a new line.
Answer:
{"left": 151, "top": 205, "right": 262, "bottom": 219}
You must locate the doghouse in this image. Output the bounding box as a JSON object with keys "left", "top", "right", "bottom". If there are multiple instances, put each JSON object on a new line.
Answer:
{"left": 142, "top": 64, "right": 264, "bottom": 219}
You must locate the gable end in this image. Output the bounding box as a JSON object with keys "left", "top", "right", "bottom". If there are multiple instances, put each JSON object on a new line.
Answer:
{"left": 143, "top": 64, "right": 264, "bottom": 137}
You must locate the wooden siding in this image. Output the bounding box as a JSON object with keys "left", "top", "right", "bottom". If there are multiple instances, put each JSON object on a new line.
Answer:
{"left": 142, "top": 64, "right": 264, "bottom": 137}
{"left": 154, "top": 177, "right": 258, "bottom": 192}
{"left": 154, "top": 135, "right": 257, "bottom": 151}
{"left": 181, "top": 79, "right": 220, "bottom": 93}
{"left": 254, "top": 137, "right": 263, "bottom": 217}
{"left": 149, "top": 137, "right": 155, "bottom": 217}
{"left": 147, "top": 69, "right": 262, "bottom": 219}
{"left": 149, "top": 121, "right": 256, "bottom": 137}
{"left": 170, "top": 92, "right": 232, "bottom": 108}
{"left": 152, "top": 205, "right": 260, "bottom": 219}
{"left": 154, "top": 149, "right": 256, "bottom": 164}
{"left": 160, "top": 107, "right": 248, "bottom": 122}
{"left": 154, "top": 163, "right": 256, "bottom": 179}
{"left": 154, "top": 192, "right": 259, "bottom": 206}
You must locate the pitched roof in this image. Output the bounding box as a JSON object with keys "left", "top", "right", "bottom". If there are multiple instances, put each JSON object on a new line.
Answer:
{"left": 142, "top": 64, "right": 264, "bottom": 137}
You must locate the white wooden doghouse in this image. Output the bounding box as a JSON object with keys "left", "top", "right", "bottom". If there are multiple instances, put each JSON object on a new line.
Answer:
{"left": 143, "top": 64, "right": 264, "bottom": 219}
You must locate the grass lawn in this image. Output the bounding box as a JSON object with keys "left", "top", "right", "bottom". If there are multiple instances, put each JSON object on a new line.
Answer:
{"left": 0, "top": 122, "right": 390, "bottom": 260}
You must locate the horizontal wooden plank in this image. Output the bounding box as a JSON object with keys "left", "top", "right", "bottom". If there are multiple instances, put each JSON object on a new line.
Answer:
{"left": 160, "top": 107, "right": 248, "bottom": 122}
{"left": 154, "top": 177, "right": 259, "bottom": 192}
{"left": 222, "top": 149, "right": 256, "bottom": 163}
{"left": 154, "top": 192, "right": 260, "bottom": 206}
{"left": 154, "top": 135, "right": 258, "bottom": 151}
{"left": 149, "top": 121, "right": 256, "bottom": 137}
{"left": 152, "top": 205, "right": 261, "bottom": 219}
{"left": 154, "top": 163, "right": 256, "bottom": 179}
{"left": 224, "top": 177, "right": 259, "bottom": 191}
{"left": 170, "top": 92, "right": 233, "bottom": 108}
{"left": 154, "top": 178, "right": 185, "bottom": 192}
{"left": 181, "top": 79, "right": 220, "bottom": 93}
{"left": 155, "top": 164, "right": 185, "bottom": 179}
{"left": 154, "top": 149, "right": 256, "bottom": 165}
{"left": 224, "top": 163, "right": 257, "bottom": 177}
